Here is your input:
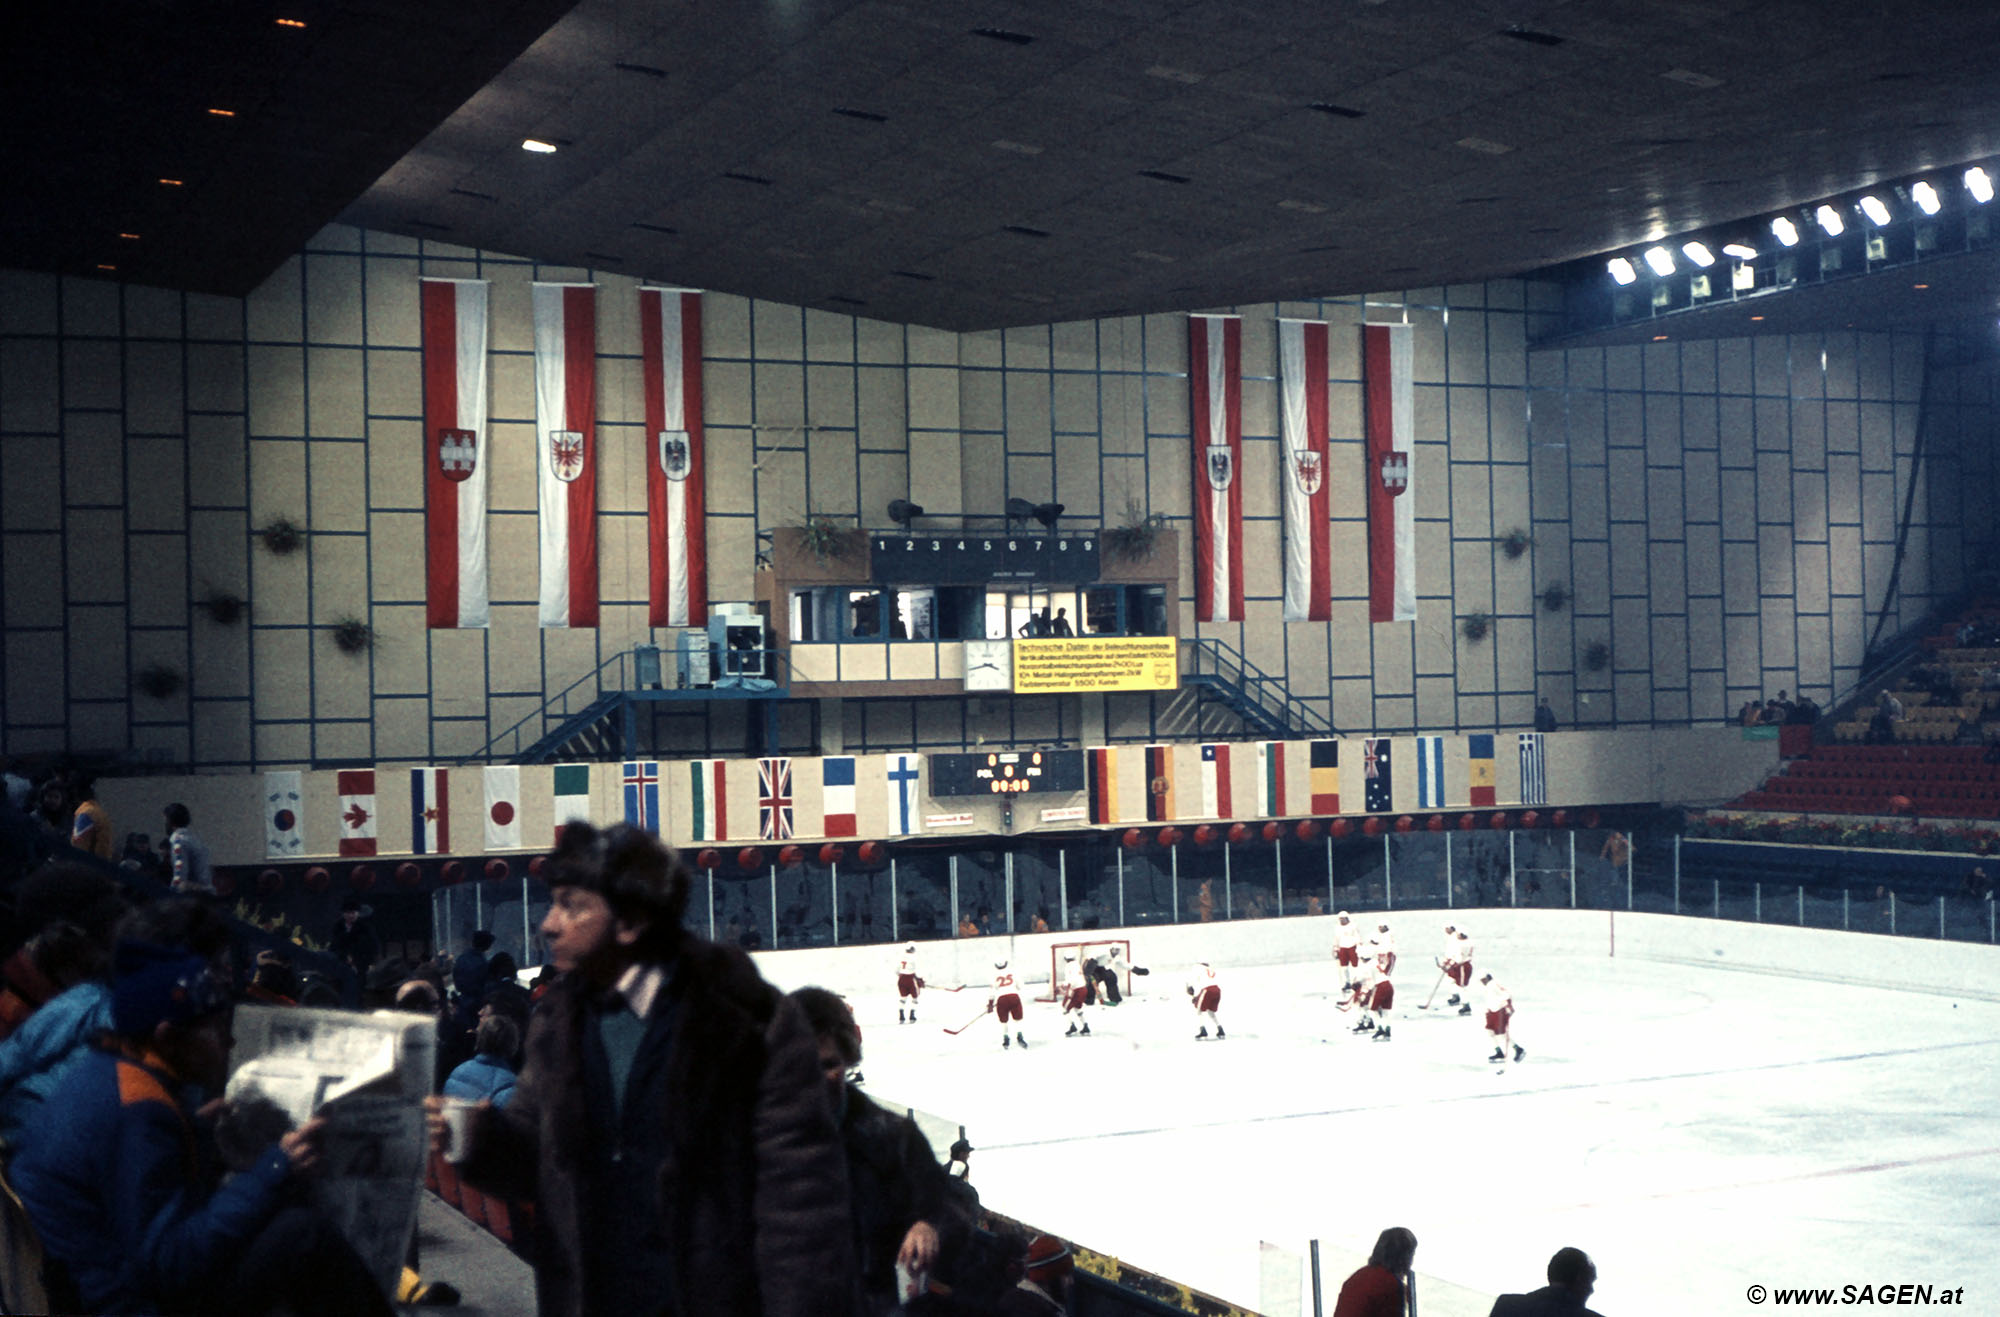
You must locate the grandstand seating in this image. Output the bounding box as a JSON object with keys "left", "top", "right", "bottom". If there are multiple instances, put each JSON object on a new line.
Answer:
{"left": 1732, "top": 745, "right": 2000, "bottom": 818}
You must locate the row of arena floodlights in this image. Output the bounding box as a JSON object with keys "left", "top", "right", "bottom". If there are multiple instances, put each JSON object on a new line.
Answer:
{"left": 1607, "top": 166, "right": 1995, "bottom": 285}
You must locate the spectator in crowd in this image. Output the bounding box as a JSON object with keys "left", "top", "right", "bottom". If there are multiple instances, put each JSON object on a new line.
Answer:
{"left": 1536, "top": 698, "right": 1559, "bottom": 732}
{"left": 10, "top": 902, "right": 394, "bottom": 1316}
{"left": 792, "top": 985, "right": 965, "bottom": 1315}
{"left": 427, "top": 820, "right": 853, "bottom": 1317}
{"left": 1981, "top": 662, "right": 2000, "bottom": 692}
{"left": 31, "top": 777, "right": 73, "bottom": 844}
{"left": 245, "top": 949, "right": 302, "bottom": 1006}
{"left": 0, "top": 755, "right": 31, "bottom": 812}
{"left": 164, "top": 802, "right": 214, "bottom": 895}
{"left": 1489, "top": 1247, "right": 1605, "bottom": 1317}
{"left": 1962, "top": 865, "right": 1994, "bottom": 901}
{"left": 481, "top": 951, "right": 533, "bottom": 1034}
{"left": 453, "top": 930, "right": 494, "bottom": 1008}
{"left": 443, "top": 1013, "right": 521, "bottom": 1109}
{"left": 328, "top": 897, "right": 379, "bottom": 984}
{"left": 1050, "top": 607, "right": 1074, "bottom": 637}
{"left": 1332, "top": 1226, "right": 1418, "bottom": 1317}
{"left": 1787, "top": 693, "right": 1820, "bottom": 724}
{"left": 997, "top": 1235, "right": 1076, "bottom": 1316}
{"left": 0, "top": 919, "right": 104, "bottom": 1042}
{"left": 1868, "top": 689, "right": 1903, "bottom": 744}
{"left": 1737, "top": 699, "right": 1762, "bottom": 727}
{"left": 67, "top": 775, "right": 116, "bottom": 861}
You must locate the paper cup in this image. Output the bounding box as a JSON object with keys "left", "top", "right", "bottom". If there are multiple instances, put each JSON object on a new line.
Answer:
{"left": 441, "top": 1097, "right": 477, "bottom": 1164}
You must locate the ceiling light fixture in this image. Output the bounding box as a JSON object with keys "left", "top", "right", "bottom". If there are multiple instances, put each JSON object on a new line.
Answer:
{"left": 1912, "top": 180, "right": 1942, "bottom": 214}
{"left": 522, "top": 138, "right": 558, "bottom": 154}
{"left": 1858, "top": 195, "right": 1892, "bottom": 226}
{"left": 1966, "top": 166, "right": 1994, "bottom": 203}
{"left": 1814, "top": 204, "right": 1844, "bottom": 235}
{"left": 1642, "top": 246, "right": 1675, "bottom": 276}
{"left": 207, "top": 108, "right": 236, "bottom": 117}
{"left": 159, "top": 178, "right": 183, "bottom": 187}
{"left": 1607, "top": 257, "right": 1637, "bottom": 284}
{"left": 96, "top": 264, "right": 116, "bottom": 271}
{"left": 1770, "top": 216, "right": 1799, "bottom": 246}
{"left": 275, "top": 17, "right": 306, "bottom": 27}
{"left": 1721, "top": 243, "right": 1757, "bottom": 260}
{"left": 1681, "top": 241, "right": 1715, "bottom": 267}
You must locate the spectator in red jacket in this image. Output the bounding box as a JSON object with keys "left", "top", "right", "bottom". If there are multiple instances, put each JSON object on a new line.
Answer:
{"left": 1333, "top": 1226, "right": 1417, "bottom": 1317}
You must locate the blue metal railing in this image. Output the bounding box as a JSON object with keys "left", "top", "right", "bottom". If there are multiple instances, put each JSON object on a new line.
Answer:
{"left": 1183, "top": 637, "right": 1334, "bottom": 737}
{"left": 462, "top": 651, "right": 634, "bottom": 765}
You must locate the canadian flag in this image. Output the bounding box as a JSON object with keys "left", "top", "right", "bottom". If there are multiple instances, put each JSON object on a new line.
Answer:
{"left": 642, "top": 288, "right": 707, "bottom": 627}
{"left": 1363, "top": 322, "right": 1416, "bottom": 623}
{"left": 422, "top": 279, "right": 490, "bottom": 628}
{"left": 533, "top": 283, "right": 599, "bottom": 628}
{"left": 337, "top": 770, "right": 378, "bottom": 857}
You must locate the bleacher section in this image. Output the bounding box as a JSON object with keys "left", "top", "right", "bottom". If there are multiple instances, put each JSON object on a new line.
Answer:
{"left": 1830, "top": 646, "right": 2000, "bottom": 744}
{"left": 1733, "top": 745, "right": 2000, "bottom": 818}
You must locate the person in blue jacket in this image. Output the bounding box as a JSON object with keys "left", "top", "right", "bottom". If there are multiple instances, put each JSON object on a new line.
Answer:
{"left": 442, "top": 1013, "right": 519, "bottom": 1108}
{"left": 9, "top": 911, "right": 393, "bottom": 1316}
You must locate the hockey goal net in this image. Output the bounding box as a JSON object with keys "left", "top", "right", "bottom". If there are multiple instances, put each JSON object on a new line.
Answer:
{"left": 1038, "top": 939, "right": 1134, "bottom": 1002}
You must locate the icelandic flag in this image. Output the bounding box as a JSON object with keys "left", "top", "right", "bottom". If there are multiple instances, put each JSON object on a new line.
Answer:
{"left": 532, "top": 282, "right": 599, "bottom": 628}
{"left": 410, "top": 767, "right": 449, "bottom": 854}
{"left": 759, "top": 758, "right": 794, "bottom": 840}
{"left": 337, "top": 770, "right": 378, "bottom": 857}
{"left": 421, "top": 278, "right": 490, "bottom": 628}
{"left": 265, "top": 771, "right": 303, "bottom": 858}
{"left": 1415, "top": 736, "right": 1446, "bottom": 809}
{"left": 690, "top": 759, "right": 727, "bottom": 841}
{"left": 1362, "top": 321, "right": 1416, "bottom": 623}
{"left": 1468, "top": 735, "right": 1497, "bottom": 807}
{"left": 1363, "top": 739, "right": 1392, "bottom": 813}
{"left": 623, "top": 760, "right": 661, "bottom": 833}
{"left": 1199, "top": 744, "right": 1233, "bottom": 819}
{"left": 887, "top": 754, "right": 922, "bottom": 836}
{"left": 552, "top": 763, "right": 591, "bottom": 837}
{"left": 484, "top": 765, "right": 521, "bottom": 849}
{"left": 821, "top": 757, "right": 857, "bottom": 837}
{"left": 1519, "top": 733, "right": 1548, "bottom": 806}
{"left": 1309, "top": 739, "right": 1340, "bottom": 814}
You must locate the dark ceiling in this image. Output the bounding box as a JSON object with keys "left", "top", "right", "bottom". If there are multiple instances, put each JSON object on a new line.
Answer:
{"left": 14, "top": 0, "right": 2000, "bottom": 335}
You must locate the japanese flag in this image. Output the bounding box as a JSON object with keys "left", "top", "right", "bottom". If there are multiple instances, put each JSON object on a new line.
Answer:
{"left": 485, "top": 765, "right": 522, "bottom": 850}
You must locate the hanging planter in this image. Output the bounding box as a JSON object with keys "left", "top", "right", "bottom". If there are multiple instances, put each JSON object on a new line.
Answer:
{"left": 1105, "top": 497, "right": 1168, "bottom": 562}
{"left": 1583, "top": 640, "right": 1611, "bottom": 672}
{"left": 199, "top": 588, "right": 248, "bottom": 625}
{"left": 135, "top": 663, "right": 183, "bottom": 699}
{"left": 331, "top": 616, "right": 373, "bottom": 655}
{"left": 798, "top": 514, "right": 849, "bottom": 565}
{"left": 1460, "top": 611, "right": 1492, "bottom": 643}
{"left": 1540, "top": 581, "right": 1570, "bottom": 613}
{"left": 259, "top": 517, "right": 304, "bottom": 555}
{"left": 1497, "top": 527, "right": 1533, "bottom": 560}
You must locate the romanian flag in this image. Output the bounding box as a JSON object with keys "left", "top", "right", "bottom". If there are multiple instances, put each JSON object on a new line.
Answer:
{"left": 1468, "top": 735, "right": 1496, "bottom": 807}
{"left": 1309, "top": 739, "right": 1340, "bottom": 814}
{"left": 1088, "top": 748, "right": 1119, "bottom": 825}
{"left": 1145, "top": 745, "right": 1176, "bottom": 821}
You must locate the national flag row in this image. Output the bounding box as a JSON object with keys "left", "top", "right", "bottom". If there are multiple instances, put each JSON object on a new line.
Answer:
{"left": 263, "top": 736, "right": 1550, "bottom": 858}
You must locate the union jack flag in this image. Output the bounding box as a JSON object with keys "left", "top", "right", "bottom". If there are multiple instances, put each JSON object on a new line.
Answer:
{"left": 759, "top": 757, "right": 793, "bottom": 840}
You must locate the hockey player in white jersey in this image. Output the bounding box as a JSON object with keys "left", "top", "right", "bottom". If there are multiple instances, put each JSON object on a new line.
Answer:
{"left": 1346, "top": 937, "right": 1395, "bottom": 1041}
{"left": 1481, "top": 972, "right": 1524, "bottom": 1067}
{"left": 1059, "top": 953, "right": 1093, "bottom": 1037}
{"left": 1083, "top": 943, "right": 1149, "bottom": 1006}
{"left": 1186, "top": 961, "right": 1224, "bottom": 1039}
{"left": 1332, "top": 911, "right": 1362, "bottom": 989}
{"left": 1372, "top": 921, "right": 1397, "bottom": 975}
{"left": 990, "top": 958, "right": 1028, "bottom": 1049}
{"left": 895, "top": 942, "right": 922, "bottom": 1023}
{"left": 1443, "top": 927, "right": 1474, "bottom": 1014}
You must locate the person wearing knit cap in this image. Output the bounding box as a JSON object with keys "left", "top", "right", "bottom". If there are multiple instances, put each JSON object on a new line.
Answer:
{"left": 9, "top": 901, "right": 393, "bottom": 1316}
{"left": 997, "top": 1234, "right": 1074, "bottom": 1315}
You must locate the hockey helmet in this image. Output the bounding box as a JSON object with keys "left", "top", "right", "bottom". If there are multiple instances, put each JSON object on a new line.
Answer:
{"left": 1444, "top": 923, "right": 1456, "bottom": 933}
{"left": 1336, "top": 910, "right": 1350, "bottom": 921}
{"left": 1023, "top": 1234, "right": 1074, "bottom": 1285}
{"left": 1062, "top": 952, "right": 1077, "bottom": 963}
{"left": 994, "top": 959, "right": 1009, "bottom": 970}
{"left": 1106, "top": 944, "right": 1122, "bottom": 958}
{"left": 1480, "top": 972, "right": 1493, "bottom": 983}
{"left": 905, "top": 942, "right": 916, "bottom": 954}
{"left": 1379, "top": 922, "right": 1391, "bottom": 932}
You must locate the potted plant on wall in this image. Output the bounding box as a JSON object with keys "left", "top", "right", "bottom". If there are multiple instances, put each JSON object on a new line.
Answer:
{"left": 1583, "top": 640, "right": 1611, "bottom": 672}
{"left": 331, "top": 615, "right": 373, "bottom": 655}
{"left": 1540, "top": 581, "right": 1570, "bottom": 613}
{"left": 1105, "top": 497, "right": 1168, "bottom": 563}
{"left": 135, "top": 663, "right": 183, "bottom": 699}
{"left": 1460, "top": 611, "right": 1493, "bottom": 642}
{"left": 199, "top": 587, "right": 248, "bottom": 625}
{"left": 259, "top": 517, "right": 304, "bottom": 555}
{"left": 1498, "top": 527, "right": 1533, "bottom": 560}
{"left": 797, "top": 514, "right": 850, "bottom": 565}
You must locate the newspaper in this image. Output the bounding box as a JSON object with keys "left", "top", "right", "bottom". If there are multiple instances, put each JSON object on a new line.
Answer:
{"left": 224, "top": 1004, "right": 436, "bottom": 1295}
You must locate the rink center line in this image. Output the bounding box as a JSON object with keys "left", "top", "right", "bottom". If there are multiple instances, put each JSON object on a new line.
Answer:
{"left": 1565, "top": 1145, "right": 2000, "bottom": 1210}
{"left": 968, "top": 1035, "right": 2000, "bottom": 1152}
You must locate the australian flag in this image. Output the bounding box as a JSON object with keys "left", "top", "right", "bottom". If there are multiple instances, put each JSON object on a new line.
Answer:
{"left": 1363, "top": 737, "right": 1393, "bottom": 813}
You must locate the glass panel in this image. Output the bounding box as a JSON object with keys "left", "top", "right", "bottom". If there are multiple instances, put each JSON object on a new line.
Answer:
{"left": 1084, "top": 587, "right": 1121, "bottom": 636}
{"left": 1387, "top": 831, "right": 1448, "bottom": 907}
{"left": 1627, "top": 831, "right": 1676, "bottom": 914}
{"left": 713, "top": 868, "right": 775, "bottom": 951}
{"left": 1012, "top": 846, "right": 1063, "bottom": 935}
{"left": 1512, "top": 830, "right": 1571, "bottom": 908}
{"left": 1067, "top": 836, "right": 1125, "bottom": 931}
{"left": 954, "top": 849, "right": 1007, "bottom": 936}
{"left": 1802, "top": 883, "right": 1848, "bottom": 930}
{"left": 1943, "top": 895, "right": 1995, "bottom": 944}
{"left": 1330, "top": 835, "right": 1388, "bottom": 910}
{"left": 835, "top": 861, "right": 893, "bottom": 946}
{"left": 846, "top": 589, "right": 886, "bottom": 639}
{"left": 1117, "top": 848, "right": 1176, "bottom": 927}
{"left": 889, "top": 588, "right": 936, "bottom": 640}
{"left": 1845, "top": 884, "right": 1894, "bottom": 936}
{"left": 1715, "top": 881, "right": 1757, "bottom": 923}
{"left": 1174, "top": 840, "right": 1226, "bottom": 923}
{"left": 1229, "top": 838, "right": 1281, "bottom": 920}
{"left": 1446, "top": 830, "right": 1512, "bottom": 907}
{"left": 891, "top": 853, "right": 953, "bottom": 942}
{"left": 774, "top": 862, "right": 834, "bottom": 948}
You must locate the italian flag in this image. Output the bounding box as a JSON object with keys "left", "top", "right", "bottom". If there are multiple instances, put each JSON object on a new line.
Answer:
{"left": 552, "top": 764, "right": 591, "bottom": 838}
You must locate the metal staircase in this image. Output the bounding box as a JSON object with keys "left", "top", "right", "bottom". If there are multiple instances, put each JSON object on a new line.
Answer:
{"left": 1181, "top": 638, "right": 1335, "bottom": 738}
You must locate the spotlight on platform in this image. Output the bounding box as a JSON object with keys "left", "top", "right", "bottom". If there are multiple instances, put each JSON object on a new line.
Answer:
{"left": 1911, "top": 180, "right": 1942, "bottom": 215}
{"left": 1642, "top": 245, "right": 1675, "bottom": 276}
{"left": 1814, "top": 204, "right": 1845, "bottom": 236}
{"left": 887, "top": 499, "right": 926, "bottom": 527}
{"left": 1721, "top": 243, "right": 1758, "bottom": 260}
{"left": 1966, "top": 166, "right": 1994, "bottom": 204}
{"left": 1771, "top": 216, "right": 1800, "bottom": 247}
{"left": 1031, "top": 501, "right": 1065, "bottom": 529}
{"left": 1858, "top": 195, "right": 1892, "bottom": 227}
{"left": 1607, "top": 257, "right": 1636, "bottom": 285}
{"left": 1006, "top": 497, "right": 1038, "bottom": 524}
{"left": 1681, "top": 241, "right": 1715, "bottom": 268}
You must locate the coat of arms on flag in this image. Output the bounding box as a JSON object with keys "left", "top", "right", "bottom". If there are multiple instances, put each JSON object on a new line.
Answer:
{"left": 1379, "top": 451, "right": 1409, "bottom": 493}
{"left": 1468, "top": 734, "right": 1497, "bottom": 807}
{"left": 438, "top": 428, "right": 477, "bottom": 481}
{"left": 548, "top": 430, "right": 586, "bottom": 482}
{"left": 659, "top": 430, "right": 691, "bottom": 480}
{"left": 1292, "top": 449, "right": 1322, "bottom": 495}
{"left": 759, "top": 758, "right": 794, "bottom": 839}
{"left": 1205, "top": 445, "right": 1234, "bottom": 491}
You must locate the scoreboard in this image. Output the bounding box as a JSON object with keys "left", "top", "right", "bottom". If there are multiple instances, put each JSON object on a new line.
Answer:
{"left": 871, "top": 533, "right": 1099, "bottom": 585}
{"left": 928, "top": 749, "right": 1087, "bottom": 797}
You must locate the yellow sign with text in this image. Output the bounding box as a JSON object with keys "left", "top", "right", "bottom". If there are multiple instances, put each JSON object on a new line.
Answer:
{"left": 1012, "top": 636, "right": 1178, "bottom": 693}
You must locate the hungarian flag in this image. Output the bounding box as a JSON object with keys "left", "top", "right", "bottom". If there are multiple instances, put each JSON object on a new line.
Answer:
{"left": 1362, "top": 322, "right": 1416, "bottom": 623}
{"left": 421, "top": 278, "right": 490, "bottom": 629}
{"left": 887, "top": 755, "right": 922, "bottom": 836}
{"left": 1468, "top": 734, "right": 1497, "bottom": 807}
{"left": 533, "top": 283, "right": 599, "bottom": 628}
{"left": 1519, "top": 733, "right": 1548, "bottom": 806}
{"left": 1255, "top": 742, "right": 1287, "bottom": 816}
{"left": 337, "top": 770, "right": 378, "bottom": 857}
{"left": 1415, "top": 736, "right": 1446, "bottom": 808}
{"left": 265, "top": 771, "right": 303, "bottom": 858}
{"left": 821, "top": 757, "right": 857, "bottom": 837}
{"left": 1198, "top": 744, "right": 1234, "bottom": 818}
{"left": 1363, "top": 738, "right": 1393, "bottom": 813}
{"left": 409, "top": 767, "right": 449, "bottom": 854}
{"left": 484, "top": 765, "right": 521, "bottom": 849}
{"left": 1088, "top": 748, "right": 1119, "bottom": 825}
{"left": 623, "top": 761, "right": 661, "bottom": 832}
{"left": 1145, "top": 746, "right": 1176, "bottom": 820}
{"left": 1309, "top": 739, "right": 1339, "bottom": 814}
{"left": 1189, "top": 314, "right": 1243, "bottom": 623}
{"left": 641, "top": 287, "right": 708, "bottom": 627}
{"left": 1279, "top": 320, "right": 1332, "bottom": 621}
{"left": 552, "top": 763, "right": 591, "bottom": 837}
{"left": 690, "top": 759, "right": 728, "bottom": 841}
{"left": 759, "top": 758, "right": 794, "bottom": 840}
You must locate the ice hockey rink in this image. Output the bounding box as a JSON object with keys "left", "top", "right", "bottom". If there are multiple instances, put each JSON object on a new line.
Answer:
{"left": 764, "top": 910, "right": 2000, "bottom": 1317}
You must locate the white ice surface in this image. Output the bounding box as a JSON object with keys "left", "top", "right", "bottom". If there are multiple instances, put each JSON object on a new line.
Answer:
{"left": 856, "top": 955, "right": 2000, "bottom": 1317}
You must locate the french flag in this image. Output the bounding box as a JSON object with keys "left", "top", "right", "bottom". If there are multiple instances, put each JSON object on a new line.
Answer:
{"left": 533, "top": 283, "right": 599, "bottom": 628}
{"left": 421, "top": 279, "right": 490, "bottom": 629}
{"left": 821, "top": 757, "right": 857, "bottom": 837}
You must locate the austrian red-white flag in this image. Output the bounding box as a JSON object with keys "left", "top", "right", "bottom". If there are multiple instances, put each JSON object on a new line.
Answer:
{"left": 641, "top": 288, "right": 707, "bottom": 628}
{"left": 533, "top": 283, "right": 599, "bottom": 628}
{"left": 1363, "top": 321, "right": 1417, "bottom": 622}
{"left": 1189, "top": 314, "right": 1243, "bottom": 623}
{"left": 421, "top": 278, "right": 490, "bottom": 628}
{"left": 1279, "top": 319, "right": 1332, "bottom": 621}
{"left": 337, "top": 770, "right": 378, "bottom": 857}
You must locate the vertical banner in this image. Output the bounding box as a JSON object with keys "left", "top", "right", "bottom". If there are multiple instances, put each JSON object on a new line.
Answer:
{"left": 623, "top": 760, "right": 661, "bottom": 832}
{"left": 420, "top": 278, "right": 490, "bottom": 628}
{"left": 1144, "top": 746, "right": 1176, "bottom": 821}
{"left": 1309, "top": 739, "right": 1340, "bottom": 814}
{"left": 1088, "top": 748, "right": 1120, "bottom": 825}
{"left": 484, "top": 765, "right": 522, "bottom": 849}
{"left": 337, "top": 770, "right": 378, "bottom": 857}
{"left": 1256, "top": 741, "right": 1286, "bottom": 817}
{"left": 690, "top": 759, "right": 728, "bottom": 841}
{"left": 1363, "top": 738, "right": 1393, "bottom": 813}
{"left": 759, "top": 758, "right": 794, "bottom": 840}
{"left": 641, "top": 287, "right": 708, "bottom": 627}
{"left": 1279, "top": 319, "right": 1332, "bottom": 621}
{"left": 821, "top": 757, "right": 858, "bottom": 836}
{"left": 887, "top": 754, "right": 922, "bottom": 836}
{"left": 1362, "top": 321, "right": 1416, "bottom": 623}
{"left": 265, "top": 771, "right": 303, "bottom": 858}
{"left": 1468, "top": 734, "right": 1497, "bottom": 806}
{"left": 410, "top": 768, "right": 449, "bottom": 855}
{"left": 1415, "top": 736, "right": 1446, "bottom": 808}
{"left": 1189, "top": 314, "right": 1244, "bottom": 623}
{"left": 1518, "top": 733, "right": 1548, "bottom": 806}
{"left": 551, "top": 763, "right": 591, "bottom": 837}
{"left": 532, "top": 283, "right": 599, "bottom": 628}
{"left": 1198, "top": 744, "right": 1233, "bottom": 819}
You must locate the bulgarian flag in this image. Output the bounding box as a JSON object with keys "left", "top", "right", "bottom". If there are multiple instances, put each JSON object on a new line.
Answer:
{"left": 533, "top": 283, "right": 599, "bottom": 628}
{"left": 552, "top": 763, "right": 591, "bottom": 838}
{"left": 1279, "top": 319, "right": 1332, "bottom": 621}
{"left": 641, "top": 288, "right": 707, "bottom": 627}
{"left": 691, "top": 759, "right": 728, "bottom": 841}
{"left": 1363, "top": 321, "right": 1416, "bottom": 623}
{"left": 421, "top": 278, "right": 490, "bottom": 629}
{"left": 1189, "top": 314, "right": 1243, "bottom": 623}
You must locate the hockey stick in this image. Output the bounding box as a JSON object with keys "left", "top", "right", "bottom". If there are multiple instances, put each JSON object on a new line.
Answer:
{"left": 942, "top": 1004, "right": 992, "bottom": 1035}
{"left": 1414, "top": 966, "right": 1447, "bottom": 1009}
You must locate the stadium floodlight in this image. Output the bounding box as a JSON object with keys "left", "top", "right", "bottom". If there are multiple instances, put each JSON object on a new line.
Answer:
{"left": 1911, "top": 180, "right": 1942, "bottom": 215}
{"left": 1966, "top": 166, "right": 1994, "bottom": 203}
{"left": 1858, "top": 195, "right": 1892, "bottom": 226}
{"left": 1681, "top": 241, "right": 1715, "bottom": 267}
{"left": 1771, "top": 216, "right": 1800, "bottom": 246}
{"left": 1607, "top": 257, "right": 1637, "bottom": 284}
{"left": 1814, "top": 204, "right": 1845, "bottom": 236}
{"left": 1721, "top": 243, "right": 1758, "bottom": 260}
{"left": 1642, "top": 245, "right": 1675, "bottom": 276}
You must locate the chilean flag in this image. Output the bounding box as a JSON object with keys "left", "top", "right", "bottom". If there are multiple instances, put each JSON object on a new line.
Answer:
{"left": 1198, "top": 744, "right": 1233, "bottom": 819}
{"left": 1363, "top": 322, "right": 1416, "bottom": 623}
{"left": 421, "top": 278, "right": 490, "bottom": 629}
{"left": 1279, "top": 319, "right": 1332, "bottom": 621}
{"left": 1189, "top": 314, "right": 1243, "bottom": 623}
{"left": 641, "top": 288, "right": 708, "bottom": 627}
{"left": 533, "top": 283, "right": 599, "bottom": 628}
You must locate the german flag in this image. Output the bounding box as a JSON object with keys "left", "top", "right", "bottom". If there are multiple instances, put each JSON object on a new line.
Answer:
{"left": 1089, "top": 748, "right": 1119, "bottom": 824}
{"left": 1309, "top": 739, "right": 1339, "bottom": 813}
{"left": 1145, "top": 745, "right": 1176, "bottom": 820}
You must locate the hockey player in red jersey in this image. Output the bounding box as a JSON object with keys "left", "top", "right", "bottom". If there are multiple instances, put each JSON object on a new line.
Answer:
{"left": 1186, "top": 961, "right": 1224, "bottom": 1039}
{"left": 1059, "top": 953, "right": 1093, "bottom": 1037}
{"left": 1481, "top": 972, "right": 1524, "bottom": 1067}
{"left": 989, "top": 959, "right": 1028, "bottom": 1049}
{"left": 895, "top": 942, "right": 922, "bottom": 1023}
{"left": 1442, "top": 927, "right": 1474, "bottom": 1014}
{"left": 1333, "top": 911, "right": 1361, "bottom": 989}
{"left": 1372, "top": 922, "right": 1397, "bottom": 976}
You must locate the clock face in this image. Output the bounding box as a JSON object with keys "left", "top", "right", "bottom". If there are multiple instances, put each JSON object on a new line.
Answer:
{"left": 963, "top": 639, "right": 1012, "bottom": 692}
